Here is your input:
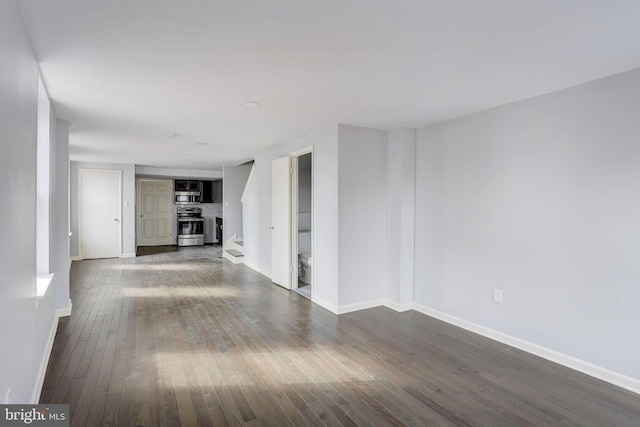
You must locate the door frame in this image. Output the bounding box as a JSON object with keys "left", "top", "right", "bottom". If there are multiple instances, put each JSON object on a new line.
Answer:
{"left": 290, "top": 146, "right": 314, "bottom": 292}
{"left": 78, "top": 168, "right": 122, "bottom": 259}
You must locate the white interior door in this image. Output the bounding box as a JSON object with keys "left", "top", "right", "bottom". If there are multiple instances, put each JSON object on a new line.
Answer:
{"left": 137, "top": 179, "right": 173, "bottom": 246}
{"left": 79, "top": 169, "right": 121, "bottom": 259}
{"left": 271, "top": 156, "right": 291, "bottom": 289}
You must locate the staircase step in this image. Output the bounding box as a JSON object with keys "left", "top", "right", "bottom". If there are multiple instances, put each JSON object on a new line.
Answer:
{"left": 234, "top": 240, "right": 244, "bottom": 246}
{"left": 226, "top": 249, "right": 244, "bottom": 257}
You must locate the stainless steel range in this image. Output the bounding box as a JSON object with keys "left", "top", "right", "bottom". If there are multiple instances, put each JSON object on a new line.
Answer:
{"left": 177, "top": 207, "right": 204, "bottom": 246}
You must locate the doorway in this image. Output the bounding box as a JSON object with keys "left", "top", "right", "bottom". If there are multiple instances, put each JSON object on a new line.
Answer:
{"left": 270, "top": 147, "right": 314, "bottom": 296}
{"left": 79, "top": 169, "right": 121, "bottom": 259}
{"left": 293, "top": 151, "right": 313, "bottom": 298}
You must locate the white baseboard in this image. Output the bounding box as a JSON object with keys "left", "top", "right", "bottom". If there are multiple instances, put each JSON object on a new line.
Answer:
{"left": 70, "top": 256, "right": 82, "bottom": 262}
{"left": 335, "top": 298, "right": 412, "bottom": 315}
{"left": 311, "top": 295, "right": 339, "bottom": 314}
{"left": 31, "top": 315, "right": 59, "bottom": 403}
{"left": 381, "top": 299, "right": 413, "bottom": 312}
{"left": 56, "top": 299, "right": 72, "bottom": 318}
{"left": 411, "top": 303, "right": 640, "bottom": 396}
{"left": 337, "top": 299, "right": 384, "bottom": 314}
{"left": 32, "top": 300, "right": 73, "bottom": 403}
{"left": 243, "top": 261, "right": 271, "bottom": 279}
{"left": 120, "top": 253, "right": 135, "bottom": 258}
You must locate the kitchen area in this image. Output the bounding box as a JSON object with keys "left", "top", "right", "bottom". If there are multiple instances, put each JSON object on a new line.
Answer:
{"left": 132, "top": 163, "right": 249, "bottom": 257}
{"left": 174, "top": 179, "right": 223, "bottom": 247}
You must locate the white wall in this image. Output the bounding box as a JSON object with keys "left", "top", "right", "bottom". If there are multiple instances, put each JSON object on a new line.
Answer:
{"left": 222, "top": 164, "right": 252, "bottom": 243}
{"left": 386, "top": 128, "right": 416, "bottom": 307}
{"left": 70, "top": 162, "right": 136, "bottom": 257}
{"left": 52, "top": 120, "right": 71, "bottom": 311}
{"left": 0, "top": 0, "right": 70, "bottom": 403}
{"left": 414, "top": 68, "right": 640, "bottom": 380}
{"left": 135, "top": 165, "right": 223, "bottom": 180}
{"left": 242, "top": 126, "right": 340, "bottom": 308}
{"left": 337, "top": 124, "right": 388, "bottom": 307}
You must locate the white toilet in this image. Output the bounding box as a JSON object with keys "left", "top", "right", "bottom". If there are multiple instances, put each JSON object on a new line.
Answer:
{"left": 298, "top": 231, "right": 312, "bottom": 284}
{"left": 298, "top": 213, "right": 312, "bottom": 285}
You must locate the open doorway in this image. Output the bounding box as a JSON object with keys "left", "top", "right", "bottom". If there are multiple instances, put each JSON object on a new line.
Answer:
{"left": 271, "top": 147, "right": 313, "bottom": 294}
{"left": 292, "top": 149, "right": 313, "bottom": 299}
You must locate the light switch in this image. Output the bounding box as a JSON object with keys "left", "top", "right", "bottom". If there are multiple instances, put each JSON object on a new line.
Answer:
{"left": 493, "top": 288, "right": 503, "bottom": 304}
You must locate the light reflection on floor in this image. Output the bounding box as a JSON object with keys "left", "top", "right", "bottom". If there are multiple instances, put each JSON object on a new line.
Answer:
{"left": 122, "top": 287, "right": 240, "bottom": 298}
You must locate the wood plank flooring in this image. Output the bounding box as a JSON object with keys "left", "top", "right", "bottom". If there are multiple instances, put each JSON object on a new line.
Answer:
{"left": 40, "top": 246, "right": 640, "bottom": 426}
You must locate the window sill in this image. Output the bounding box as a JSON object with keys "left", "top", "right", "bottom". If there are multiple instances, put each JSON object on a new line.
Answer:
{"left": 36, "top": 273, "right": 54, "bottom": 299}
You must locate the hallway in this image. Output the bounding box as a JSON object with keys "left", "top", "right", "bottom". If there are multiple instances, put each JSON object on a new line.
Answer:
{"left": 39, "top": 247, "right": 640, "bottom": 426}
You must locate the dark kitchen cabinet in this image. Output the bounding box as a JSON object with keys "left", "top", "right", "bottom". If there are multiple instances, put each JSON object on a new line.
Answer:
{"left": 201, "top": 180, "right": 223, "bottom": 203}
{"left": 175, "top": 180, "right": 201, "bottom": 192}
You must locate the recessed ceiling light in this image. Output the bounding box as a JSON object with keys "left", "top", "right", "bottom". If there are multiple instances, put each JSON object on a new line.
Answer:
{"left": 167, "top": 133, "right": 177, "bottom": 138}
{"left": 196, "top": 142, "right": 208, "bottom": 146}
{"left": 242, "top": 101, "right": 260, "bottom": 109}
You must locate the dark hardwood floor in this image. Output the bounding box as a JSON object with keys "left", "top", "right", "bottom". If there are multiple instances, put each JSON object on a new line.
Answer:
{"left": 40, "top": 246, "right": 640, "bottom": 426}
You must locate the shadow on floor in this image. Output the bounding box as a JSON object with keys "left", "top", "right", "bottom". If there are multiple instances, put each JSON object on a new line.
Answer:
{"left": 136, "top": 244, "right": 221, "bottom": 257}
{"left": 136, "top": 245, "right": 181, "bottom": 256}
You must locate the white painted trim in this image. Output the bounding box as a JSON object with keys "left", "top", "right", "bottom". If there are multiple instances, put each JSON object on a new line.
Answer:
{"left": 31, "top": 315, "right": 58, "bottom": 403}
{"left": 243, "top": 261, "right": 271, "bottom": 280}
{"left": 290, "top": 145, "right": 313, "bottom": 157}
{"left": 311, "top": 295, "right": 339, "bottom": 314}
{"left": 334, "top": 298, "right": 412, "bottom": 314}
{"left": 381, "top": 299, "right": 413, "bottom": 312}
{"left": 56, "top": 300, "right": 72, "bottom": 318}
{"left": 412, "top": 303, "right": 640, "bottom": 396}
{"left": 290, "top": 155, "right": 300, "bottom": 289}
{"left": 32, "top": 300, "right": 73, "bottom": 403}
{"left": 289, "top": 146, "right": 314, "bottom": 293}
{"left": 240, "top": 163, "right": 255, "bottom": 203}
{"left": 337, "top": 299, "right": 384, "bottom": 314}
{"left": 120, "top": 253, "right": 136, "bottom": 258}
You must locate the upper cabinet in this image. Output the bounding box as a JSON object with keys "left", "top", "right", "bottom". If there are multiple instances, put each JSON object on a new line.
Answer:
{"left": 201, "top": 180, "right": 223, "bottom": 203}
{"left": 175, "top": 179, "right": 201, "bottom": 192}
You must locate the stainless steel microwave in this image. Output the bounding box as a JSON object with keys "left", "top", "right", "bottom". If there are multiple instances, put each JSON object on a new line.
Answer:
{"left": 174, "top": 191, "right": 201, "bottom": 205}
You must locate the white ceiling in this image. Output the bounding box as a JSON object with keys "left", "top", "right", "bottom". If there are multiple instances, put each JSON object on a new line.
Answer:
{"left": 19, "top": 0, "right": 640, "bottom": 171}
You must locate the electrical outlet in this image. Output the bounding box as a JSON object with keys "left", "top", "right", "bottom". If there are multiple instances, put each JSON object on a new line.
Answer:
{"left": 493, "top": 288, "right": 503, "bottom": 304}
